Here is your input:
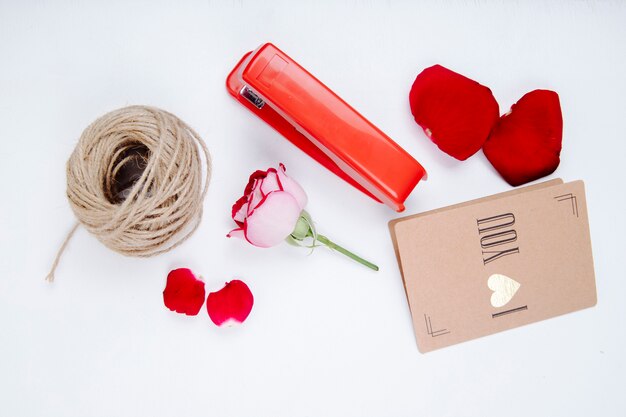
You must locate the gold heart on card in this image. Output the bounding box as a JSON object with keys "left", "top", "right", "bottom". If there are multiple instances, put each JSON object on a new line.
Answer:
{"left": 488, "top": 274, "right": 521, "bottom": 308}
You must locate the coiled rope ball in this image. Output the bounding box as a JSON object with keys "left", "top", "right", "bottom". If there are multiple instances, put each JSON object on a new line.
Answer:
{"left": 46, "top": 105, "right": 211, "bottom": 281}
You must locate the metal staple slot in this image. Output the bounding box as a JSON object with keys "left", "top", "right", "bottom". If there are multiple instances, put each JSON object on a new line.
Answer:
{"left": 240, "top": 86, "right": 265, "bottom": 109}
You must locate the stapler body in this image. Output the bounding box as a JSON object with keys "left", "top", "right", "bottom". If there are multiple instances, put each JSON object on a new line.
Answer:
{"left": 226, "top": 43, "right": 426, "bottom": 212}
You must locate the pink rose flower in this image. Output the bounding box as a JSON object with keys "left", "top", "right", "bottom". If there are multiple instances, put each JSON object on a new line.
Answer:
{"left": 228, "top": 164, "right": 378, "bottom": 271}
{"left": 227, "top": 163, "right": 308, "bottom": 247}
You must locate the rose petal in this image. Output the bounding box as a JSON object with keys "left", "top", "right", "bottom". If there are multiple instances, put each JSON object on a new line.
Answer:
{"left": 235, "top": 170, "right": 269, "bottom": 215}
{"left": 231, "top": 195, "right": 249, "bottom": 225}
{"left": 163, "top": 268, "right": 206, "bottom": 316}
{"left": 483, "top": 90, "right": 563, "bottom": 186}
{"left": 247, "top": 178, "right": 265, "bottom": 213}
{"left": 260, "top": 169, "right": 281, "bottom": 195}
{"left": 206, "top": 280, "right": 254, "bottom": 326}
{"left": 409, "top": 65, "right": 499, "bottom": 160}
{"left": 232, "top": 169, "right": 270, "bottom": 224}
{"left": 244, "top": 169, "right": 269, "bottom": 196}
{"left": 244, "top": 191, "right": 301, "bottom": 248}
{"left": 277, "top": 163, "right": 308, "bottom": 209}
{"left": 226, "top": 228, "right": 245, "bottom": 240}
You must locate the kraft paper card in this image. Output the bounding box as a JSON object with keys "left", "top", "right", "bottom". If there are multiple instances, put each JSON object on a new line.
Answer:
{"left": 389, "top": 179, "right": 597, "bottom": 353}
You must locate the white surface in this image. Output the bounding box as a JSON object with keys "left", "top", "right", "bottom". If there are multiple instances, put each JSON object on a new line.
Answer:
{"left": 1, "top": 1, "right": 625, "bottom": 416}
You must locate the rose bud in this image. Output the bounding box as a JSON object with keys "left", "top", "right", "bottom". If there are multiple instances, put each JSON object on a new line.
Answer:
{"left": 227, "top": 164, "right": 378, "bottom": 271}
{"left": 227, "top": 163, "right": 307, "bottom": 247}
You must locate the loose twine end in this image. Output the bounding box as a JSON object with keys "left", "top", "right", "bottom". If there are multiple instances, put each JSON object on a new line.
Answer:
{"left": 45, "top": 222, "right": 80, "bottom": 283}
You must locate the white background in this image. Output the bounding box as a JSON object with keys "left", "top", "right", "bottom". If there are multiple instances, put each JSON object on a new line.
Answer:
{"left": 1, "top": 1, "right": 625, "bottom": 416}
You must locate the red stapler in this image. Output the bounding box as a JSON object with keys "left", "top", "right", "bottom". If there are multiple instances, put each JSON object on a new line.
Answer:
{"left": 226, "top": 43, "right": 427, "bottom": 212}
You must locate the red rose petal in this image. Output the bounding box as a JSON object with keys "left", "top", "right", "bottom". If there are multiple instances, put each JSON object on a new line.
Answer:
{"left": 163, "top": 268, "right": 206, "bottom": 316}
{"left": 244, "top": 169, "right": 269, "bottom": 196}
{"left": 231, "top": 194, "right": 248, "bottom": 226}
{"left": 409, "top": 65, "right": 500, "bottom": 160}
{"left": 483, "top": 90, "right": 563, "bottom": 186}
{"left": 206, "top": 280, "right": 254, "bottom": 326}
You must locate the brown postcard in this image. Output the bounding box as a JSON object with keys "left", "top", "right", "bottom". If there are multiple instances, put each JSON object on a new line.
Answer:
{"left": 389, "top": 180, "right": 597, "bottom": 353}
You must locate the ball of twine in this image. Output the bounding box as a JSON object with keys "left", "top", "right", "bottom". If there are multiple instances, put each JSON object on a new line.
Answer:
{"left": 46, "top": 105, "right": 211, "bottom": 281}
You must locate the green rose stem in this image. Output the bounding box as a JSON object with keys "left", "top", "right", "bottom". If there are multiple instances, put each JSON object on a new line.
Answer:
{"left": 315, "top": 234, "right": 379, "bottom": 271}
{"left": 290, "top": 212, "right": 379, "bottom": 271}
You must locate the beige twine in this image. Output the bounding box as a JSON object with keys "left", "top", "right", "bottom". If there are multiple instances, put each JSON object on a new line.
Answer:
{"left": 46, "top": 105, "right": 211, "bottom": 282}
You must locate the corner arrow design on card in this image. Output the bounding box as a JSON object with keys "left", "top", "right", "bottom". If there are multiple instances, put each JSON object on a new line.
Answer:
{"left": 424, "top": 314, "right": 450, "bottom": 337}
{"left": 555, "top": 193, "right": 579, "bottom": 217}
{"left": 488, "top": 273, "right": 521, "bottom": 308}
